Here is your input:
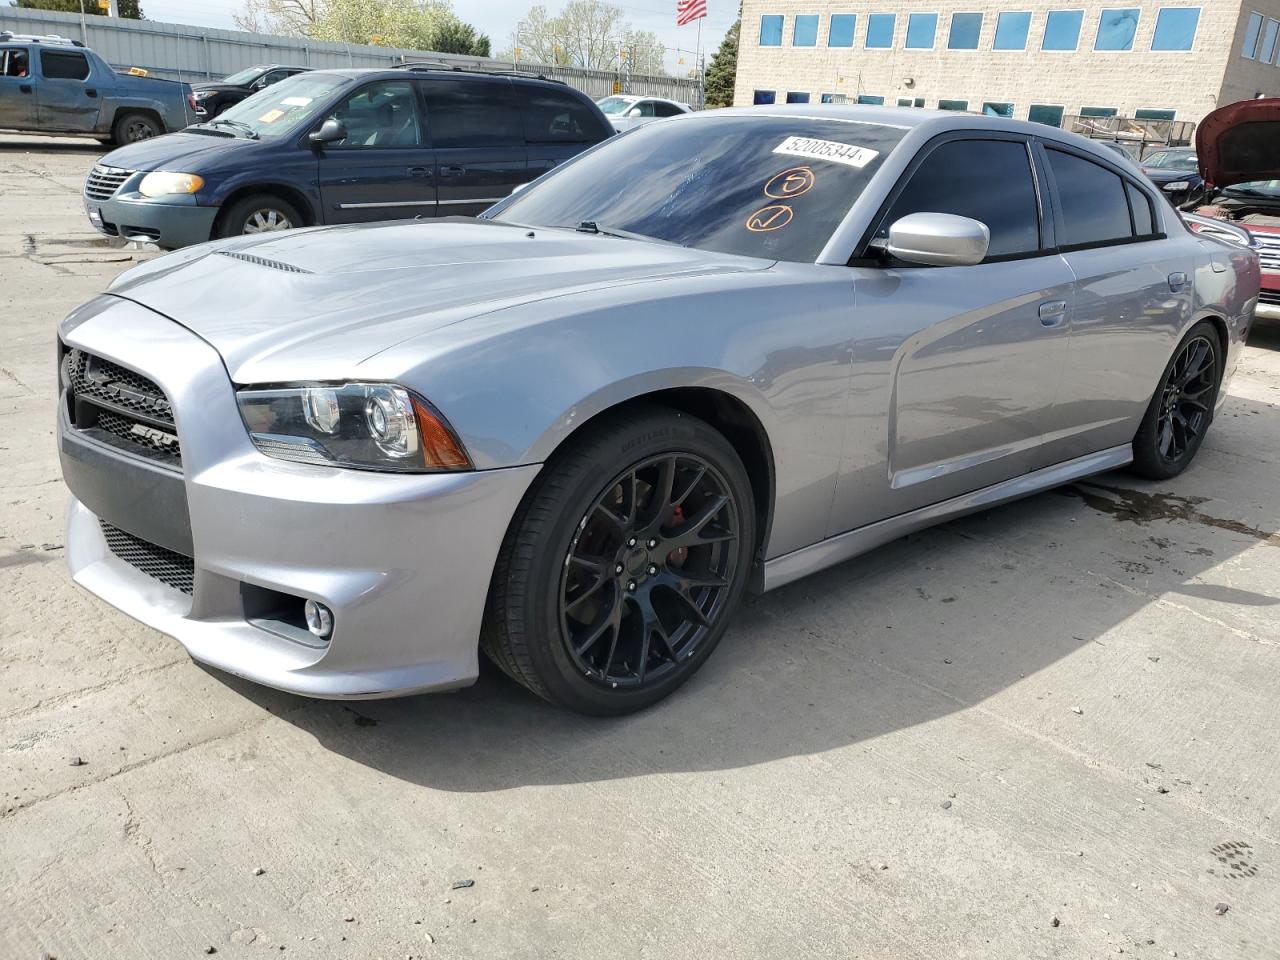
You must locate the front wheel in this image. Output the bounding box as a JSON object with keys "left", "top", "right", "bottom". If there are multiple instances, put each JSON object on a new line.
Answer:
{"left": 1130, "top": 320, "right": 1222, "bottom": 479}
{"left": 482, "top": 407, "right": 756, "bottom": 715}
{"left": 215, "top": 193, "right": 303, "bottom": 239}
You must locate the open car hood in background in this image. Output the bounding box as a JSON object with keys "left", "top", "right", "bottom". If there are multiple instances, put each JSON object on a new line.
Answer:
{"left": 1197, "top": 98, "right": 1280, "bottom": 188}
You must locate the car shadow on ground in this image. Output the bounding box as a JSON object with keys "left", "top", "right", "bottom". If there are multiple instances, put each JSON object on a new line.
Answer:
{"left": 0, "top": 137, "right": 104, "bottom": 154}
{"left": 1248, "top": 318, "right": 1280, "bottom": 350}
{"left": 213, "top": 385, "right": 1280, "bottom": 792}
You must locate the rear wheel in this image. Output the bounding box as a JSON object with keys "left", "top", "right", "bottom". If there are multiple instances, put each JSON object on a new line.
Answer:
{"left": 482, "top": 407, "right": 756, "bottom": 715}
{"left": 215, "top": 193, "right": 303, "bottom": 239}
{"left": 1130, "top": 320, "right": 1222, "bottom": 479}
{"left": 111, "top": 111, "right": 161, "bottom": 145}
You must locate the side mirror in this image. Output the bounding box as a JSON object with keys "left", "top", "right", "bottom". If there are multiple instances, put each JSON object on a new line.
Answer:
{"left": 308, "top": 117, "right": 346, "bottom": 146}
{"left": 883, "top": 212, "right": 990, "bottom": 266}
{"left": 625, "top": 106, "right": 641, "bottom": 117}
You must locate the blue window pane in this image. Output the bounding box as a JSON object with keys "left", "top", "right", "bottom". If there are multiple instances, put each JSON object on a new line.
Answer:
{"left": 857, "top": 94, "right": 885, "bottom": 104}
{"left": 994, "top": 11, "right": 1031, "bottom": 49}
{"left": 948, "top": 12, "right": 983, "bottom": 49}
{"left": 1043, "top": 9, "right": 1084, "bottom": 50}
{"left": 786, "top": 91, "right": 811, "bottom": 103}
{"left": 829, "top": 13, "right": 856, "bottom": 46}
{"left": 753, "top": 90, "right": 776, "bottom": 105}
{"left": 1028, "top": 104, "right": 1065, "bottom": 126}
{"left": 1080, "top": 106, "right": 1117, "bottom": 117}
{"left": 983, "top": 101, "right": 1014, "bottom": 118}
{"left": 1261, "top": 18, "right": 1280, "bottom": 62}
{"left": 1135, "top": 108, "right": 1175, "bottom": 119}
{"left": 1151, "top": 7, "right": 1200, "bottom": 51}
{"left": 793, "top": 14, "right": 819, "bottom": 46}
{"left": 906, "top": 12, "right": 938, "bottom": 48}
{"left": 1243, "top": 11, "right": 1263, "bottom": 58}
{"left": 866, "top": 13, "right": 895, "bottom": 47}
{"left": 1095, "top": 8, "right": 1140, "bottom": 50}
{"left": 759, "top": 15, "right": 784, "bottom": 46}
{"left": 938, "top": 99, "right": 968, "bottom": 110}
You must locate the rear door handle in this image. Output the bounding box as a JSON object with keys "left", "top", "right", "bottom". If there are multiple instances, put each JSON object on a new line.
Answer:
{"left": 440, "top": 165, "right": 466, "bottom": 177}
{"left": 1038, "top": 300, "right": 1068, "bottom": 326}
{"left": 86, "top": 88, "right": 97, "bottom": 97}
{"left": 407, "top": 166, "right": 430, "bottom": 177}
{"left": 1168, "top": 271, "right": 1191, "bottom": 291}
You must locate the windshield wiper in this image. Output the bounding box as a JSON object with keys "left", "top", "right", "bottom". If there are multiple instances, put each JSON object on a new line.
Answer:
{"left": 574, "top": 220, "right": 680, "bottom": 246}
{"left": 209, "top": 117, "right": 258, "bottom": 139}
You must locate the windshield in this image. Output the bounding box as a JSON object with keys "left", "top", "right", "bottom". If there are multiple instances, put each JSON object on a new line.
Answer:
{"left": 209, "top": 72, "right": 349, "bottom": 138}
{"left": 1144, "top": 150, "right": 1197, "bottom": 170}
{"left": 597, "top": 96, "right": 635, "bottom": 115}
{"left": 1224, "top": 179, "right": 1280, "bottom": 198}
{"left": 491, "top": 116, "right": 908, "bottom": 262}
{"left": 222, "top": 65, "right": 267, "bottom": 86}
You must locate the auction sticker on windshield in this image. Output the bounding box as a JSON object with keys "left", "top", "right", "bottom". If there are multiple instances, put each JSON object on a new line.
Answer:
{"left": 773, "top": 136, "right": 879, "bottom": 169}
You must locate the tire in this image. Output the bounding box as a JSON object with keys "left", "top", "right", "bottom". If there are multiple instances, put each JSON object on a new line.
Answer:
{"left": 1130, "top": 320, "right": 1222, "bottom": 480}
{"left": 215, "top": 193, "right": 304, "bottom": 239}
{"left": 111, "top": 111, "right": 161, "bottom": 145}
{"left": 482, "top": 406, "right": 756, "bottom": 715}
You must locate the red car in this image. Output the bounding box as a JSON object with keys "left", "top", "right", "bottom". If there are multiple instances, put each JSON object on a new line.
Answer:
{"left": 1189, "top": 99, "right": 1280, "bottom": 321}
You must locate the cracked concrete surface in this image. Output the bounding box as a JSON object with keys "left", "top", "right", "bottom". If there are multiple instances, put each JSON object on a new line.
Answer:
{"left": 1, "top": 132, "right": 1279, "bottom": 959}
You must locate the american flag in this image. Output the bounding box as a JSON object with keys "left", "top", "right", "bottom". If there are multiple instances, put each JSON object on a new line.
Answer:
{"left": 676, "top": 0, "right": 707, "bottom": 26}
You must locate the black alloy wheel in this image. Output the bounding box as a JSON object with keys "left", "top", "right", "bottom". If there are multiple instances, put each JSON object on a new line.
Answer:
{"left": 1131, "top": 320, "right": 1221, "bottom": 479}
{"left": 560, "top": 453, "right": 740, "bottom": 689}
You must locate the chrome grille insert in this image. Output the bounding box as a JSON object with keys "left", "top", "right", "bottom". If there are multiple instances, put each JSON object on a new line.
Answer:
{"left": 100, "top": 521, "right": 194, "bottom": 595}
{"left": 84, "top": 165, "right": 134, "bottom": 201}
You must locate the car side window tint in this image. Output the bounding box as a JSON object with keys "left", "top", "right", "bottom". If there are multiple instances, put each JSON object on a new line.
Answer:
{"left": 328, "top": 81, "right": 423, "bottom": 148}
{"left": 633, "top": 100, "right": 656, "bottom": 117}
{"left": 518, "top": 86, "right": 611, "bottom": 144}
{"left": 1126, "top": 181, "right": 1155, "bottom": 236}
{"left": 40, "top": 50, "right": 90, "bottom": 81}
{"left": 1045, "top": 148, "right": 1132, "bottom": 247}
{"left": 883, "top": 138, "right": 1041, "bottom": 258}
{"left": 421, "top": 79, "right": 522, "bottom": 148}
{"left": 1, "top": 48, "right": 31, "bottom": 78}
{"left": 653, "top": 101, "right": 684, "bottom": 117}
{"left": 263, "top": 70, "right": 288, "bottom": 85}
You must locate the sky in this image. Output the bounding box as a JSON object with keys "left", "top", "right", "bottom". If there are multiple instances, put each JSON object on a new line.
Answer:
{"left": 141, "top": 0, "right": 734, "bottom": 74}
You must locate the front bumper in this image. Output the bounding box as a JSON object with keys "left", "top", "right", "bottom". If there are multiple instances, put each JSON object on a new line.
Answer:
{"left": 85, "top": 192, "right": 218, "bottom": 249}
{"left": 59, "top": 295, "right": 540, "bottom": 698}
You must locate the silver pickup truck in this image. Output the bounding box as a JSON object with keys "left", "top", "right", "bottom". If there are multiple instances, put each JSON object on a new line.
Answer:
{"left": 0, "top": 31, "right": 191, "bottom": 144}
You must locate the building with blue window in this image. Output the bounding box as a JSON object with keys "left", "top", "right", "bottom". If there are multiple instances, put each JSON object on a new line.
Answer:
{"left": 736, "top": 1, "right": 1280, "bottom": 129}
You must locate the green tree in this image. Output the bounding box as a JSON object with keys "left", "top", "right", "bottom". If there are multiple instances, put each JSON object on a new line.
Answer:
{"left": 233, "top": 0, "right": 488, "bottom": 55}
{"left": 430, "top": 17, "right": 490, "bottom": 57}
{"left": 501, "top": 0, "right": 667, "bottom": 75}
{"left": 16, "top": 0, "right": 144, "bottom": 18}
{"left": 703, "top": 9, "right": 738, "bottom": 107}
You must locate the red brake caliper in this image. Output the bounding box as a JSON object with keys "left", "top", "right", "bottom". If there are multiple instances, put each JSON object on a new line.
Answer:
{"left": 666, "top": 504, "right": 688, "bottom": 567}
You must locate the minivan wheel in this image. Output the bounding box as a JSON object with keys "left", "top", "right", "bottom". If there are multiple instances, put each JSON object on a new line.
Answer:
{"left": 216, "top": 194, "right": 304, "bottom": 239}
{"left": 1130, "top": 320, "right": 1222, "bottom": 480}
{"left": 112, "top": 111, "right": 161, "bottom": 144}
{"left": 482, "top": 407, "right": 756, "bottom": 715}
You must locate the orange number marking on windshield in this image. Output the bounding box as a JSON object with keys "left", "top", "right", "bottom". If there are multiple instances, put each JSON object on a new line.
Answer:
{"left": 764, "top": 166, "right": 816, "bottom": 199}
{"left": 745, "top": 204, "right": 795, "bottom": 232}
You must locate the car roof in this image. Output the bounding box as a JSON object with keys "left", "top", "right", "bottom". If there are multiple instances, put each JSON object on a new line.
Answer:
{"left": 305, "top": 67, "right": 579, "bottom": 93}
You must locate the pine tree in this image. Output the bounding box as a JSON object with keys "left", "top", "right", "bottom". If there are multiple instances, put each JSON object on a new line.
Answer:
{"left": 703, "top": 9, "right": 739, "bottom": 108}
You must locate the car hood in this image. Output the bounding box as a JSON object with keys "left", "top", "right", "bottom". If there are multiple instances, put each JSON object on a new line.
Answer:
{"left": 190, "top": 82, "right": 245, "bottom": 94}
{"left": 1141, "top": 166, "right": 1200, "bottom": 184}
{"left": 100, "top": 130, "right": 259, "bottom": 172}
{"left": 1196, "top": 98, "right": 1280, "bottom": 188}
{"left": 107, "top": 219, "right": 771, "bottom": 383}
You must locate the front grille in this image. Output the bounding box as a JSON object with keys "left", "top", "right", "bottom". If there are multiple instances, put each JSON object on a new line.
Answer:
{"left": 62, "top": 347, "right": 181, "bottom": 468}
{"left": 85, "top": 164, "right": 134, "bottom": 201}
{"left": 1250, "top": 233, "right": 1280, "bottom": 270}
{"left": 100, "top": 521, "right": 194, "bottom": 595}
{"left": 1259, "top": 288, "right": 1280, "bottom": 306}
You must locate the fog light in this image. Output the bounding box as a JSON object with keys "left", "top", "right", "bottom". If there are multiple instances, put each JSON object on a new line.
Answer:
{"left": 304, "top": 599, "right": 333, "bottom": 640}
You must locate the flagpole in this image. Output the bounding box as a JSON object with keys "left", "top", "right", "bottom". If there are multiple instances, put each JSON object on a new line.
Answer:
{"left": 695, "top": 15, "right": 703, "bottom": 109}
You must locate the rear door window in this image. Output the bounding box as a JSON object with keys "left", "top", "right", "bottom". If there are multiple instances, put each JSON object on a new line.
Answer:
{"left": 518, "top": 85, "right": 611, "bottom": 143}
{"left": 881, "top": 138, "right": 1042, "bottom": 258}
{"left": 653, "top": 101, "right": 685, "bottom": 117}
{"left": 40, "top": 50, "right": 90, "bottom": 81}
{"left": 1045, "top": 148, "right": 1132, "bottom": 247}
{"left": 420, "top": 78, "right": 522, "bottom": 148}
{"left": 1126, "top": 181, "right": 1155, "bottom": 236}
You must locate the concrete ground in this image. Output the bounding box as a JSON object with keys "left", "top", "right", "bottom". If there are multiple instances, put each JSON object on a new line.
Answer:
{"left": 2, "top": 132, "right": 1279, "bottom": 960}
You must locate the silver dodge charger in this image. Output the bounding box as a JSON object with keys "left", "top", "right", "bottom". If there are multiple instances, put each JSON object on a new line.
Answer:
{"left": 57, "top": 105, "right": 1259, "bottom": 715}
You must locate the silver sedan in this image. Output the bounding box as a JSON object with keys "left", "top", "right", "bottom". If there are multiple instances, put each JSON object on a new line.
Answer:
{"left": 57, "top": 105, "right": 1259, "bottom": 714}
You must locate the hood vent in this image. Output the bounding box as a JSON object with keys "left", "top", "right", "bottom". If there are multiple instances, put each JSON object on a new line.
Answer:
{"left": 215, "top": 250, "right": 312, "bottom": 274}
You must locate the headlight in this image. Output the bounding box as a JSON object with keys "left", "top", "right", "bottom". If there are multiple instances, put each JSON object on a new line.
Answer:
{"left": 236, "top": 382, "right": 471, "bottom": 473}
{"left": 138, "top": 171, "right": 205, "bottom": 198}
{"left": 1163, "top": 180, "right": 1191, "bottom": 191}
{"left": 191, "top": 90, "right": 217, "bottom": 100}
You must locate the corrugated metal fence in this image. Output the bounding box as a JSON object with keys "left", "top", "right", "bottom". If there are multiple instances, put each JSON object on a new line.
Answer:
{"left": 0, "top": 6, "right": 702, "bottom": 104}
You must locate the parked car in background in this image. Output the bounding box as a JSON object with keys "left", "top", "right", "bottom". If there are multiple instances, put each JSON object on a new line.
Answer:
{"left": 188, "top": 64, "right": 310, "bottom": 119}
{"left": 58, "top": 106, "right": 1255, "bottom": 715}
{"left": 1095, "top": 140, "right": 1141, "bottom": 163}
{"left": 1139, "top": 146, "right": 1203, "bottom": 204}
{"left": 0, "top": 31, "right": 190, "bottom": 143}
{"left": 81, "top": 65, "right": 613, "bottom": 247}
{"left": 1186, "top": 98, "right": 1280, "bottom": 319}
{"left": 596, "top": 93, "right": 691, "bottom": 131}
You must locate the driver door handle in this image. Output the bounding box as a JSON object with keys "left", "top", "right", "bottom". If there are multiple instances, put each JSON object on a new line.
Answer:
{"left": 19, "top": 83, "right": 32, "bottom": 93}
{"left": 1038, "top": 300, "right": 1068, "bottom": 326}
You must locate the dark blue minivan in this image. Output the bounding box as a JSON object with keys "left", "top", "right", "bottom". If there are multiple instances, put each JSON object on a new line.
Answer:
{"left": 82, "top": 66, "right": 614, "bottom": 248}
